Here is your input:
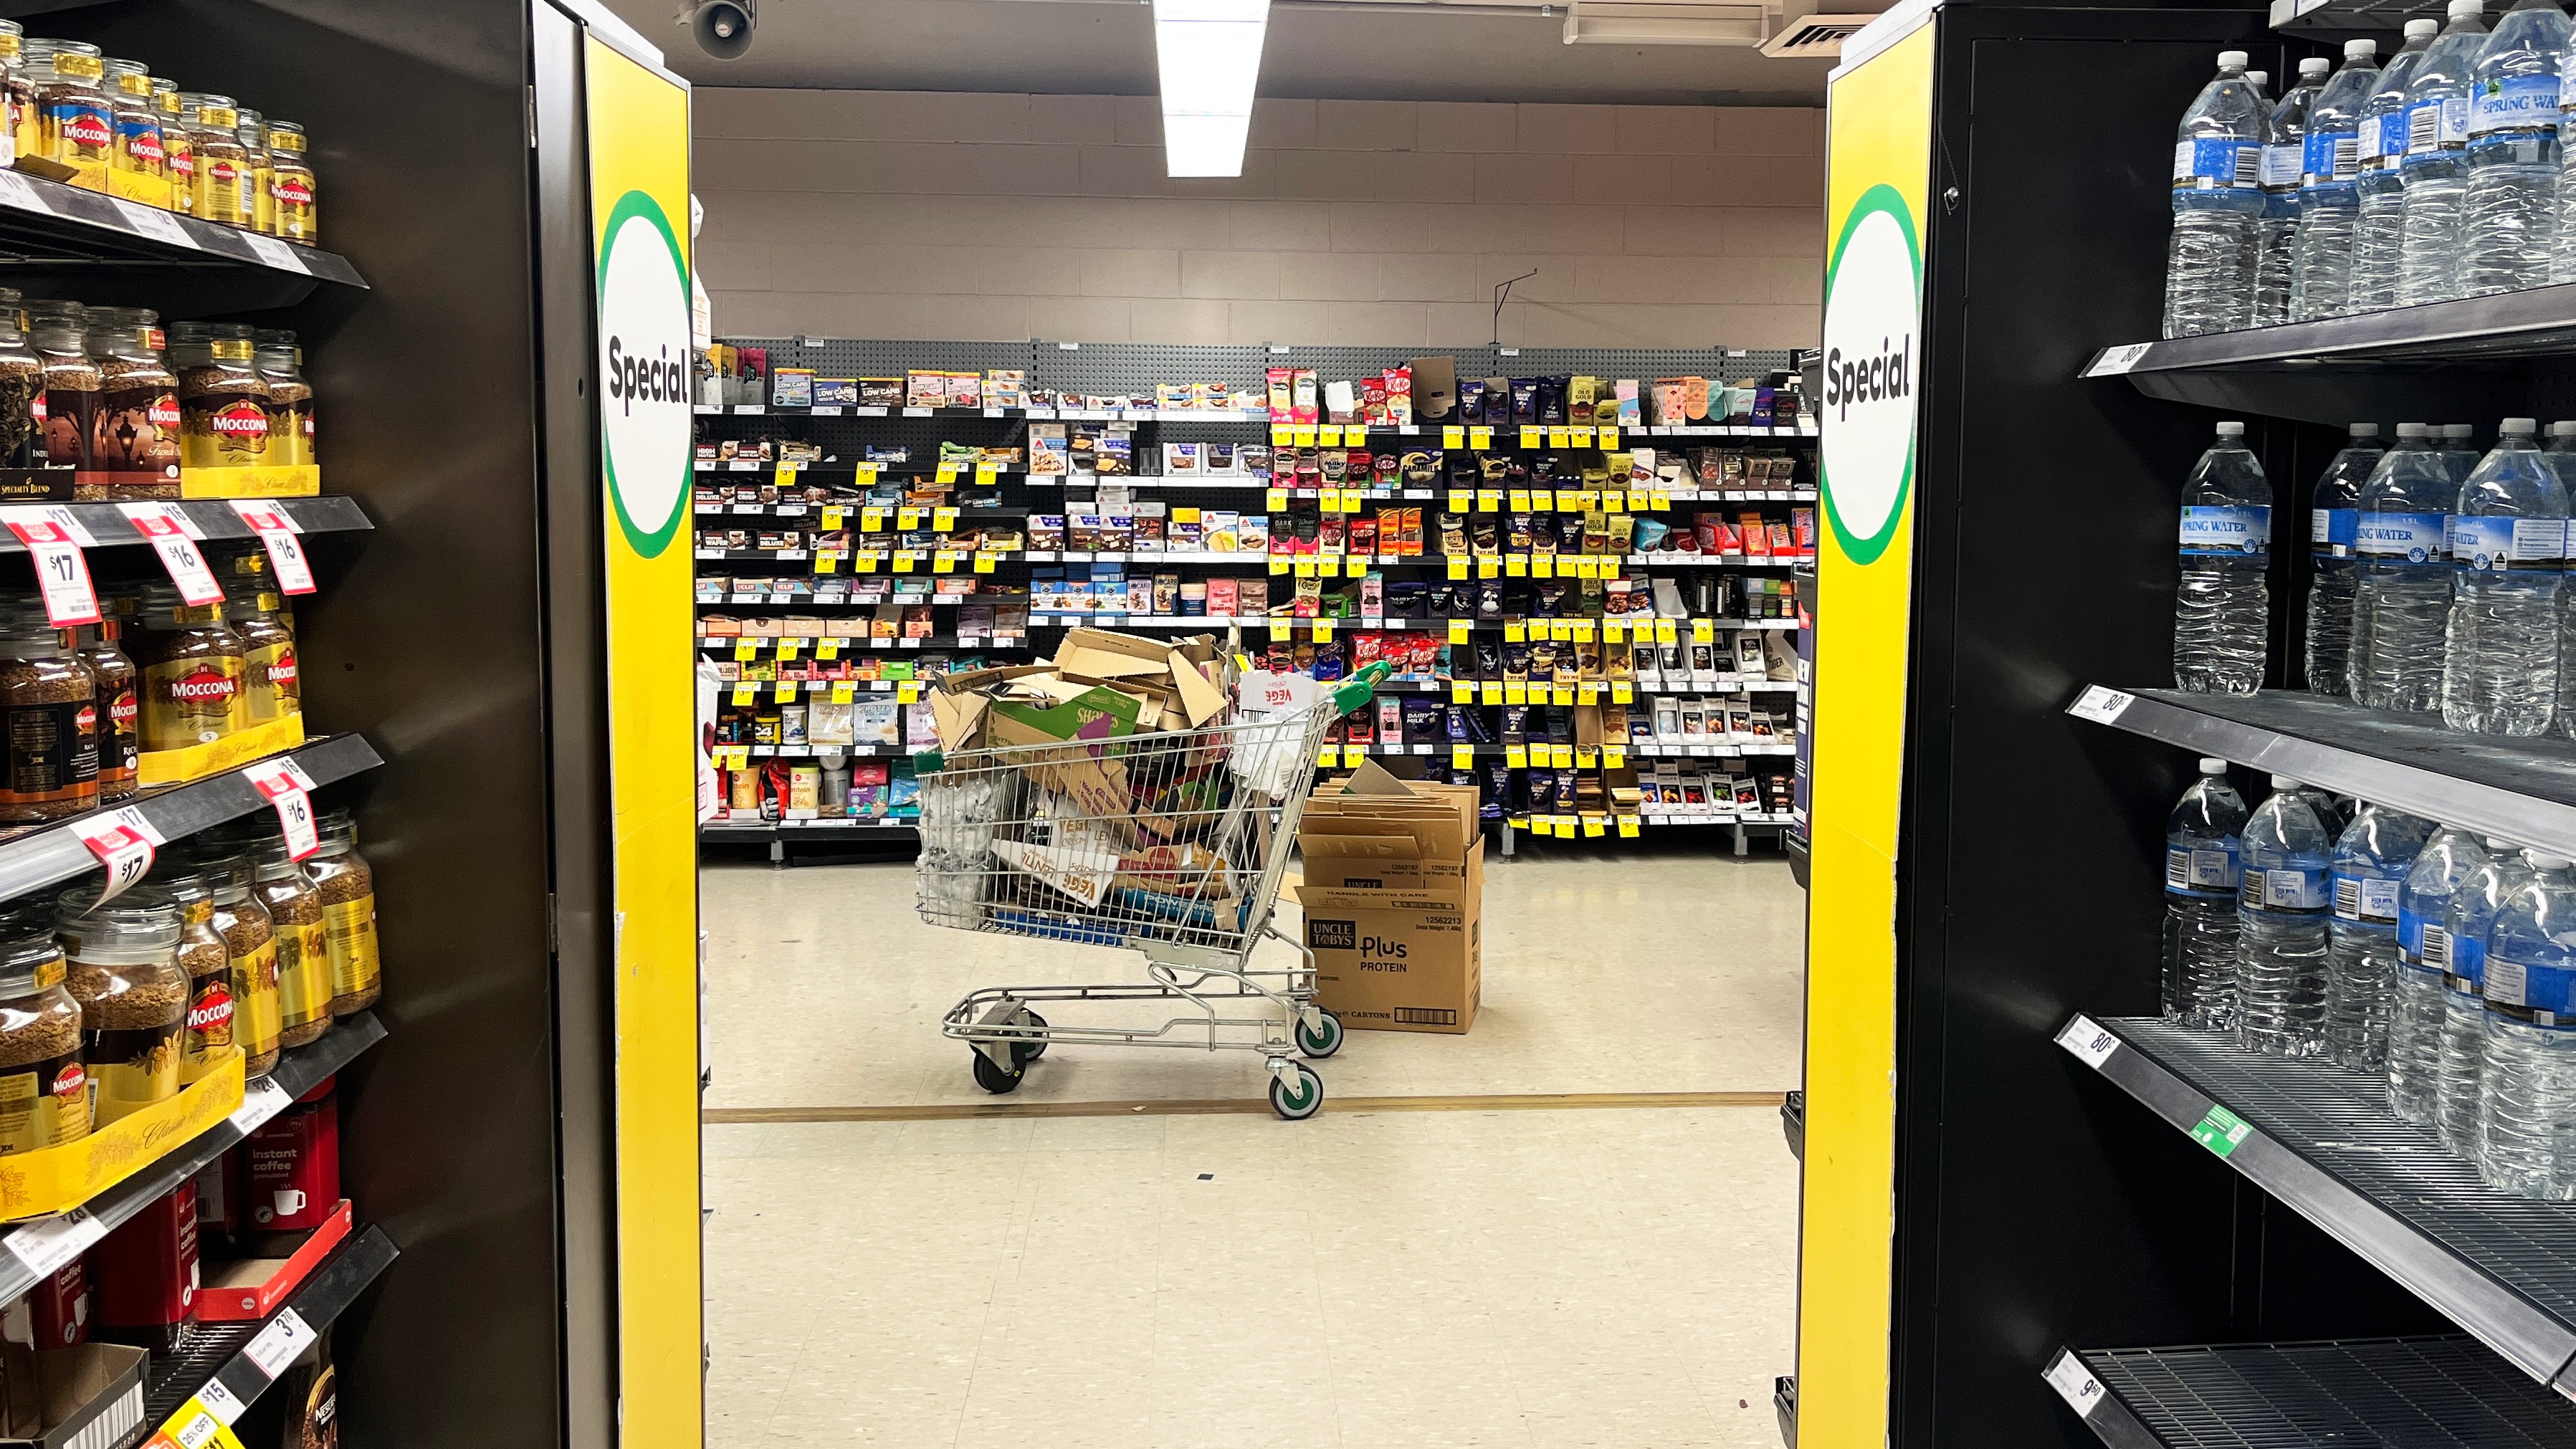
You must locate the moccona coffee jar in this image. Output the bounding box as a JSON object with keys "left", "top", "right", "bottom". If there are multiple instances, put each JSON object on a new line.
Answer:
{"left": 223, "top": 588, "right": 297, "bottom": 727}
{"left": 29, "top": 39, "right": 110, "bottom": 192}
{"left": 252, "top": 330, "right": 313, "bottom": 473}
{"left": 70, "top": 599, "right": 137, "bottom": 803}
{"left": 160, "top": 868, "right": 237, "bottom": 1085}
{"left": 100, "top": 59, "right": 161, "bottom": 203}
{"left": 151, "top": 79, "right": 188, "bottom": 214}
{"left": 233, "top": 107, "right": 269, "bottom": 236}
{"left": 54, "top": 884, "right": 186, "bottom": 1129}
{"left": 306, "top": 809, "right": 377, "bottom": 1014}
{"left": 0, "top": 24, "right": 27, "bottom": 169}
{"left": 127, "top": 581, "right": 247, "bottom": 755}
{"left": 192, "top": 849, "right": 277, "bottom": 1076}
{"left": 178, "top": 93, "right": 244, "bottom": 229}
{"left": 85, "top": 307, "right": 178, "bottom": 499}
{"left": 172, "top": 321, "right": 269, "bottom": 484}
{"left": 264, "top": 120, "right": 314, "bottom": 244}
{"left": 247, "top": 838, "right": 329, "bottom": 1048}
{"left": 0, "top": 596, "right": 97, "bottom": 824}
{"left": 0, "top": 289, "right": 47, "bottom": 494}
{"left": 0, "top": 907, "right": 85, "bottom": 1153}
{"left": 27, "top": 300, "right": 99, "bottom": 494}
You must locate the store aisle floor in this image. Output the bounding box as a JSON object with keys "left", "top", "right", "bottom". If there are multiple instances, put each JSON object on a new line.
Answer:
{"left": 701, "top": 847, "right": 1802, "bottom": 1111}
{"left": 707, "top": 1104, "right": 1795, "bottom": 1448}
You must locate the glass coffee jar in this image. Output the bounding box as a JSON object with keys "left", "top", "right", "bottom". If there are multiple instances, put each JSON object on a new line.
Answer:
{"left": 54, "top": 888, "right": 185, "bottom": 1128}
{"left": 264, "top": 120, "right": 313, "bottom": 244}
{"left": 27, "top": 300, "right": 97, "bottom": 490}
{"left": 0, "top": 915, "right": 84, "bottom": 1153}
{"left": 30, "top": 40, "right": 109, "bottom": 191}
{"left": 0, "top": 598, "right": 97, "bottom": 823}
{"left": 173, "top": 321, "right": 269, "bottom": 472}
{"left": 0, "top": 291, "right": 42, "bottom": 473}
{"left": 178, "top": 94, "right": 244, "bottom": 227}
{"left": 151, "top": 78, "right": 186, "bottom": 213}
{"left": 163, "top": 869, "right": 237, "bottom": 1085}
{"left": 128, "top": 583, "right": 247, "bottom": 752}
{"left": 0, "top": 24, "right": 27, "bottom": 170}
{"left": 70, "top": 614, "right": 135, "bottom": 802}
{"left": 253, "top": 330, "right": 311, "bottom": 469}
{"left": 101, "top": 58, "right": 159, "bottom": 194}
{"left": 307, "top": 810, "right": 378, "bottom": 1014}
{"left": 202, "top": 852, "right": 278, "bottom": 1075}
{"left": 252, "top": 843, "right": 330, "bottom": 1048}
{"left": 225, "top": 589, "right": 298, "bottom": 726}
{"left": 85, "top": 306, "right": 178, "bottom": 499}
{"left": 234, "top": 107, "right": 269, "bottom": 236}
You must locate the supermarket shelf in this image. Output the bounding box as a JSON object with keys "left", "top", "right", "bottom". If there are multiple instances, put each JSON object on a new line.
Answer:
{"left": 0, "top": 733, "right": 381, "bottom": 907}
{"left": 139, "top": 1225, "right": 401, "bottom": 1444}
{"left": 0, "top": 496, "right": 371, "bottom": 555}
{"left": 2270, "top": 0, "right": 2408, "bottom": 27}
{"left": 2054, "top": 1013, "right": 2576, "bottom": 1392}
{"left": 2043, "top": 1336, "right": 2576, "bottom": 1448}
{"left": 2063, "top": 686, "right": 2576, "bottom": 857}
{"left": 1028, "top": 612, "right": 1801, "bottom": 631}
{"left": 695, "top": 502, "right": 1021, "bottom": 518}
{"left": 693, "top": 401, "right": 1816, "bottom": 436}
{"left": 0, "top": 168, "right": 366, "bottom": 301}
{"left": 0, "top": 1012, "right": 385, "bottom": 1303}
{"left": 697, "top": 548, "right": 1807, "bottom": 570}
{"left": 696, "top": 462, "right": 1032, "bottom": 477}
{"left": 702, "top": 816, "right": 918, "bottom": 837}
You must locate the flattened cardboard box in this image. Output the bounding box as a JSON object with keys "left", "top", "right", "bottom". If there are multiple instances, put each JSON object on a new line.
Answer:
{"left": 1300, "top": 846, "right": 1483, "bottom": 1034}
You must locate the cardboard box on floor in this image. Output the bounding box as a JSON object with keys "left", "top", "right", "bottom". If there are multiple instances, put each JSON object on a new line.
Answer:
{"left": 1296, "top": 760, "right": 1483, "bottom": 1034}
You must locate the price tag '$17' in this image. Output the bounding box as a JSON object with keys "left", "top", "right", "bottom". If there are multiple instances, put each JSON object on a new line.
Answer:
{"left": 70, "top": 806, "right": 166, "bottom": 907}
{"left": 241, "top": 757, "right": 320, "bottom": 861}
{"left": 118, "top": 502, "right": 224, "bottom": 606}
{"left": 0, "top": 506, "right": 100, "bottom": 627}
{"left": 226, "top": 502, "right": 315, "bottom": 595}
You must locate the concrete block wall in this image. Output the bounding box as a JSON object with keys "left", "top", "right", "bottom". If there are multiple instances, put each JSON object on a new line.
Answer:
{"left": 694, "top": 90, "right": 1823, "bottom": 350}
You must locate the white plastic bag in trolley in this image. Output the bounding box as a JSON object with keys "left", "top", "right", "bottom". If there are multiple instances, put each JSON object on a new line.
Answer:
{"left": 1231, "top": 669, "right": 1321, "bottom": 800}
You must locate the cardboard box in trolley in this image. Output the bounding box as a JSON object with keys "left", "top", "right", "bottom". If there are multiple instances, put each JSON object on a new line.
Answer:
{"left": 1296, "top": 762, "right": 1483, "bottom": 1033}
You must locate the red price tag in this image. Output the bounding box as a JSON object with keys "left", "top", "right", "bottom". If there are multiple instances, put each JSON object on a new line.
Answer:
{"left": 0, "top": 506, "right": 100, "bottom": 626}
{"left": 226, "top": 502, "right": 315, "bottom": 595}
{"left": 118, "top": 502, "right": 223, "bottom": 606}
{"left": 69, "top": 805, "right": 164, "bottom": 905}
{"left": 241, "top": 757, "right": 320, "bottom": 859}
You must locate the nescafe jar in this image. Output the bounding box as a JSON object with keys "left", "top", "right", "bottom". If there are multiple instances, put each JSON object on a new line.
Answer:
{"left": 128, "top": 583, "right": 245, "bottom": 751}
{"left": 0, "top": 598, "right": 96, "bottom": 823}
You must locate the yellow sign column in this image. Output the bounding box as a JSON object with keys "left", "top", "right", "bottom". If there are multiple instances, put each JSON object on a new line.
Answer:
{"left": 1800, "top": 17, "right": 1933, "bottom": 1449}
{"left": 584, "top": 34, "right": 702, "bottom": 1448}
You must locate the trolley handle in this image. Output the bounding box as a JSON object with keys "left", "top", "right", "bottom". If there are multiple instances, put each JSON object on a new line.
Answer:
{"left": 1328, "top": 661, "right": 1392, "bottom": 717}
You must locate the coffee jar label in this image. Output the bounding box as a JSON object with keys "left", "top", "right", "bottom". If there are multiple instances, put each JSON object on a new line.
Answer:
{"left": 85, "top": 1020, "right": 178, "bottom": 1128}
{"left": 3, "top": 696, "right": 99, "bottom": 810}
{"left": 244, "top": 641, "right": 300, "bottom": 722}
{"left": 187, "top": 976, "right": 234, "bottom": 1055}
{"left": 0, "top": 1048, "right": 88, "bottom": 1154}
{"left": 94, "top": 383, "right": 180, "bottom": 483}
{"left": 232, "top": 937, "right": 281, "bottom": 1058}
{"left": 40, "top": 385, "right": 95, "bottom": 472}
{"left": 141, "top": 654, "right": 240, "bottom": 749}
{"left": 322, "top": 897, "right": 378, "bottom": 997}
{"left": 277, "top": 920, "right": 330, "bottom": 1028}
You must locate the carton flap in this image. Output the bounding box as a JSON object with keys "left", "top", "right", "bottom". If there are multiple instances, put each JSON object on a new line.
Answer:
{"left": 1335, "top": 758, "right": 1420, "bottom": 797}
{"left": 1167, "top": 648, "right": 1227, "bottom": 726}
{"left": 1054, "top": 627, "right": 1180, "bottom": 679}
{"left": 1299, "top": 832, "right": 1426, "bottom": 861}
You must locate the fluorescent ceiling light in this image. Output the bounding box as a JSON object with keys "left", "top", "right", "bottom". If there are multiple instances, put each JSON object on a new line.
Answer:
{"left": 1153, "top": 0, "right": 1269, "bottom": 177}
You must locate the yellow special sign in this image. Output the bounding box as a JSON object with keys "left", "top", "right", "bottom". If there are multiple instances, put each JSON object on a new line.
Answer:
{"left": 1800, "top": 15, "right": 1933, "bottom": 1449}
{"left": 586, "top": 32, "right": 702, "bottom": 1448}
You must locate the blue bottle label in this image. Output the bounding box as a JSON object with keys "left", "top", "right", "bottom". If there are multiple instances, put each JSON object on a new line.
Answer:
{"left": 2180, "top": 504, "right": 2271, "bottom": 556}
{"left": 2312, "top": 507, "right": 2360, "bottom": 555}
{"left": 2471, "top": 74, "right": 2562, "bottom": 135}
{"left": 2302, "top": 128, "right": 2362, "bottom": 183}
{"left": 2241, "top": 859, "right": 2329, "bottom": 913}
{"left": 2174, "top": 138, "right": 2259, "bottom": 188}
{"left": 2333, "top": 871, "right": 2402, "bottom": 927}
{"left": 2484, "top": 955, "right": 2576, "bottom": 1021}
{"left": 2166, "top": 842, "right": 2241, "bottom": 897}
{"left": 2451, "top": 515, "right": 2568, "bottom": 571}
{"left": 2358, "top": 511, "right": 2448, "bottom": 561}
{"left": 2370, "top": 112, "right": 2412, "bottom": 163}
{"left": 2452, "top": 927, "right": 2486, "bottom": 988}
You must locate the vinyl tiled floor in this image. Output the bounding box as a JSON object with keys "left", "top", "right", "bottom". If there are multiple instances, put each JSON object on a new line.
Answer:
{"left": 702, "top": 845, "right": 1805, "bottom": 1448}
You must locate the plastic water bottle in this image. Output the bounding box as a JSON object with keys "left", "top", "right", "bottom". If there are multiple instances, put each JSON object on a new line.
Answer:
{"left": 2479, "top": 849, "right": 2576, "bottom": 1198}
{"left": 2555, "top": 51, "right": 2576, "bottom": 281}
{"left": 2391, "top": 827, "right": 2486, "bottom": 1123}
{"left": 2295, "top": 41, "right": 2383, "bottom": 320}
{"left": 2400, "top": 1, "right": 2492, "bottom": 305}
{"left": 2167, "top": 50, "right": 2269, "bottom": 337}
{"left": 2298, "top": 783, "right": 2357, "bottom": 836}
{"left": 2443, "top": 419, "right": 2567, "bottom": 735}
{"left": 2466, "top": 0, "right": 2572, "bottom": 294}
{"left": 2309, "top": 424, "right": 2387, "bottom": 696}
{"left": 2164, "top": 757, "right": 2248, "bottom": 1028}
{"left": 2174, "top": 422, "right": 2272, "bottom": 693}
{"left": 2440, "top": 421, "right": 2484, "bottom": 482}
{"left": 2236, "top": 777, "right": 2334, "bottom": 1056}
{"left": 2358, "top": 26, "right": 2442, "bottom": 309}
{"left": 2356, "top": 424, "right": 2455, "bottom": 712}
{"left": 2264, "top": 58, "right": 2334, "bottom": 323}
{"left": 2442, "top": 838, "right": 2529, "bottom": 1154}
{"left": 2324, "top": 803, "right": 2436, "bottom": 1070}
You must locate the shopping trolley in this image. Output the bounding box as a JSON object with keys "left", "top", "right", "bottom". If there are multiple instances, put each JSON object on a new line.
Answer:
{"left": 912, "top": 661, "right": 1389, "bottom": 1119}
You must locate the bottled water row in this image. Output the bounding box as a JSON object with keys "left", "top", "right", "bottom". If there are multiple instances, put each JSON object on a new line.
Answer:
{"left": 2175, "top": 416, "right": 2576, "bottom": 740}
{"left": 2163, "top": 762, "right": 2576, "bottom": 1199}
{"left": 2167, "top": 0, "right": 2576, "bottom": 339}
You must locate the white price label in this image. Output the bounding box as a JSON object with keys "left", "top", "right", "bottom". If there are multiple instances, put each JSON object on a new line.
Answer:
{"left": 0, "top": 169, "right": 47, "bottom": 214}
{"left": 194, "top": 1378, "right": 249, "bottom": 1425}
{"left": 2055, "top": 1015, "right": 2121, "bottom": 1068}
{"left": 6, "top": 1208, "right": 103, "bottom": 1282}
{"left": 242, "top": 1306, "right": 316, "bottom": 1380}
{"left": 239, "top": 231, "right": 309, "bottom": 274}
{"left": 226, "top": 1075, "right": 292, "bottom": 1134}
{"left": 120, "top": 502, "right": 224, "bottom": 606}
{"left": 0, "top": 507, "right": 99, "bottom": 626}
{"left": 2044, "top": 1351, "right": 2107, "bottom": 1416}
{"left": 70, "top": 806, "right": 166, "bottom": 906}
{"left": 2067, "top": 686, "right": 2133, "bottom": 724}
{"left": 227, "top": 501, "right": 316, "bottom": 595}
{"left": 112, "top": 199, "right": 196, "bottom": 248}
{"left": 2091, "top": 343, "right": 2154, "bottom": 376}
{"left": 242, "top": 757, "right": 321, "bottom": 860}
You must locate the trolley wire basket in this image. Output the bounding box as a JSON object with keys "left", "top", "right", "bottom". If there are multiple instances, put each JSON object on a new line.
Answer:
{"left": 914, "top": 661, "right": 1388, "bottom": 1118}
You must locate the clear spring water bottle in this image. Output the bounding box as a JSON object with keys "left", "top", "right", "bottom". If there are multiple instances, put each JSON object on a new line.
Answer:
{"left": 2442, "top": 838, "right": 2529, "bottom": 1154}
{"left": 2167, "top": 50, "right": 2269, "bottom": 338}
{"left": 2236, "top": 776, "right": 2334, "bottom": 1056}
{"left": 2294, "top": 41, "right": 2384, "bottom": 320}
{"left": 2356, "top": 424, "right": 2456, "bottom": 712}
{"left": 2556, "top": 51, "right": 2576, "bottom": 281}
{"left": 2391, "top": 826, "right": 2487, "bottom": 1123}
{"left": 2465, "top": 0, "right": 2572, "bottom": 294}
{"left": 2165, "top": 757, "right": 2248, "bottom": 1028}
{"left": 2546, "top": 421, "right": 2576, "bottom": 739}
{"left": 2443, "top": 418, "right": 2567, "bottom": 735}
{"left": 2264, "top": 58, "right": 2334, "bottom": 323}
{"left": 2309, "top": 424, "right": 2387, "bottom": 696}
{"left": 2175, "top": 421, "right": 2272, "bottom": 694}
{"left": 2325, "top": 803, "right": 2436, "bottom": 1070}
{"left": 2299, "top": 783, "right": 2358, "bottom": 836}
{"left": 2357, "top": 25, "right": 2442, "bottom": 310}
{"left": 2400, "top": 1, "right": 2493, "bottom": 305}
{"left": 2478, "top": 849, "right": 2576, "bottom": 1198}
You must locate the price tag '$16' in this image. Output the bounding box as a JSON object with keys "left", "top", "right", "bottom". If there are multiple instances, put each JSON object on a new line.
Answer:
{"left": 70, "top": 806, "right": 166, "bottom": 907}
{"left": 118, "top": 502, "right": 224, "bottom": 606}
{"left": 226, "top": 502, "right": 315, "bottom": 596}
{"left": 0, "top": 506, "right": 100, "bottom": 627}
{"left": 241, "top": 757, "right": 320, "bottom": 861}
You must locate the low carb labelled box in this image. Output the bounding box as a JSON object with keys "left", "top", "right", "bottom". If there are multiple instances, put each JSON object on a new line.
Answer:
{"left": 1297, "top": 764, "right": 1484, "bottom": 1033}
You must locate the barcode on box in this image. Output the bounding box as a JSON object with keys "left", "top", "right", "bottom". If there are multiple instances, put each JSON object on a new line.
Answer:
{"left": 1394, "top": 1007, "right": 1458, "bottom": 1025}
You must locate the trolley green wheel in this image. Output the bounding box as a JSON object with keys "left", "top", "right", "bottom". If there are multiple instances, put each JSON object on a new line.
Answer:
{"left": 1295, "top": 1009, "right": 1344, "bottom": 1060}
{"left": 1269, "top": 1063, "right": 1324, "bottom": 1121}
{"left": 1014, "top": 1010, "right": 1050, "bottom": 1063}
{"left": 971, "top": 1050, "right": 1024, "bottom": 1094}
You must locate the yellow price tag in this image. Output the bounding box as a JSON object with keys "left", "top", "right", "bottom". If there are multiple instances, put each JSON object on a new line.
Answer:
{"left": 1651, "top": 490, "right": 1674, "bottom": 510}
{"left": 1551, "top": 621, "right": 1575, "bottom": 641}
{"left": 1504, "top": 622, "right": 1527, "bottom": 643}
{"left": 860, "top": 508, "right": 886, "bottom": 532}
{"left": 1481, "top": 682, "right": 1502, "bottom": 704}
{"left": 1551, "top": 684, "right": 1574, "bottom": 706}
{"left": 898, "top": 683, "right": 921, "bottom": 703}
{"left": 1443, "top": 426, "right": 1466, "bottom": 449}
{"left": 1507, "top": 555, "right": 1528, "bottom": 578}
{"left": 1504, "top": 684, "right": 1528, "bottom": 705}
{"left": 1532, "top": 555, "right": 1555, "bottom": 579}
{"left": 1268, "top": 488, "right": 1289, "bottom": 512}
{"left": 831, "top": 682, "right": 856, "bottom": 703}
{"left": 1552, "top": 744, "right": 1575, "bottom": 767}
{"left": 975, "top": 464, "right": 1001, "bottom": 484}
{"left": 1320, "top": 425, "right": 1343, "bottom": 447}
{"left": 1447, "top": 556, "right": 1469, "bottom": 580}
{"left": 1627, "top": 489, "right": 1651, "bottom": 511}
{"left": 1617, "top": 814, "right": 1640, "bottom": 838}
{"left": 1603, "top": 621, "right": 1625, "bottom": 644}
{"left": 733, "top": 641, "right": 758, "bottom": 661}
{"left": 1555, "top": 489, "right": 1581, "bottom": 512}
{"left": 1572, "top": 622, "right": 1595, "bottom": 644}
{"left": 1693, "top": 618, "right": 1716, "bottom": 644}
{"left": 897, "top": 507, "right": 922, "bottom": 529}
{"left": 1270, "top": 556, "right": 1290, "bottom": 575}
{"left": 776, "top": 462, "right": 802, "bottom": 486}
{"left": 717, "top": 746, "right": 749, "bottom": 770}
{"left": 1605, "top": 745, "right": 1626, "bottom": 770}
{"left": 1312, "top": 620, "right": 1334, "bottom": 643}
{"left": 1294, "top": 425, "right": 1317, "bottom": 446}
{"left": 1530, "top": 489, "right": 1552, "bottom": 513}
{"left": 1611, "top": 682, "right": 1633, "bottom": 703}
{"left": 815, "top": 552, "right": 839, "bottom": 574}
{"left": 1577, "top": 746, "right": 1599, "bottom": 768}
{"left": 933, "top": 507, "right": 958, "bottom": 531}
{"left": 1477, "top": 489, "right": 1502, "bottom": 512}
{"left": 777, "top": 638, "right": 802, "bottom": 659}
{"left": 1504, "top": 745, "right": 1528, "bottom": 769}
{"left": 1509, "top": 490, "right": 1531, "bottom": 512}
{"left": 1548, "top": 427, "right": 1571, "bottom": 449}
{"left": 935, "top": 462, "right": 961, "bottom": 484}
{"left": 1520, "top": 426, "right": 1542, "bottom": 449}
{"left": 731, "top": 684, "right": 755, "bottom": 706}
{"left": 1583, "top": 816, "right": 1605, "bottom": 838}
{"left": 1553, "top": 818, "right": 1575, "bottom": 839}
{"left": 776, "top": 680, "right": 798, "bottom": 702}
{"left": 1603, "top": 492, "right": 1625, "bottom": 513}
{"left": 1451, "top": 745, "right": 1474, "bottom": 770}
{"left": 820, "top": 505, "right": 845, "bottom": 529}
{"left": 1269, "top": 620, "right": 1292, "bottom": 644}
{"left": 932, "top": 552, "right": 958, "bottom": 573}
{"left": 1317, "top": 555, "right": 1341, "bottom": 578}
{"left": 975, "top": 553, "right": 998, "bottom": 574}
{"left": 1272, "top": 424, "right": 1294, "bottom": 446}
{"left": 854, "top": 551, "right": 879, "bottom": 573}
{"left": 1571, "top": 426, "right": 1594, "bottom": 447}
{"left": 1294, "top": 560, "right": 1317, "bottom": 578}
{"left": 1449, "top": 618, "right": 1471, "bottom": 645}
{"left": 1317, "top": 743, "right": 1339, "bottom": 767}
{"left": 1469, "top": 426, "right": 1494, "bottom": 450}
{"left": 892, "top": 551, "right": 915, "bottom": 573}
{"left": 1453, "top": 682, "right": 1476, "bottom": 703}
{"left": 818, "top": 640, "right": 841, "bottom": 660}
{"left": 1655, "top": 619, "right": 1678, "bottom": 644}
{"left": 1600, "top": 426, "right": 1621, "bottom": 449}
{"left": 1448, "top": 489, "right": 1470, "bottom": 512}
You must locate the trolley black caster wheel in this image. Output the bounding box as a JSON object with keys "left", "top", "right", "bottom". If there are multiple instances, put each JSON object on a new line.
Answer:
{"left": 1014, "top": 1010, "right": 1049, "bottom": 1064}
{"left": 1295, "top": 1010, "right": 1344, "bottom": 1060}
{"left": 1269, "top": 1063, "right": 1324, "bottom": 1121}
{"left": 971, "top": 1050, "right": 1024, "bottom": 1094}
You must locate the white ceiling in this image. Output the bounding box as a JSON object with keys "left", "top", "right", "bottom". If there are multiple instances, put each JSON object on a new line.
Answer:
{"left": 602, "top": 0, "right": 1836, "bottom": 106}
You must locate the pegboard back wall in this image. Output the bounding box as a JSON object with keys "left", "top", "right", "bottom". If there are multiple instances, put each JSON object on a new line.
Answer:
{"left": 728, "top": 337, "right": 1032, "bottom": 379}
